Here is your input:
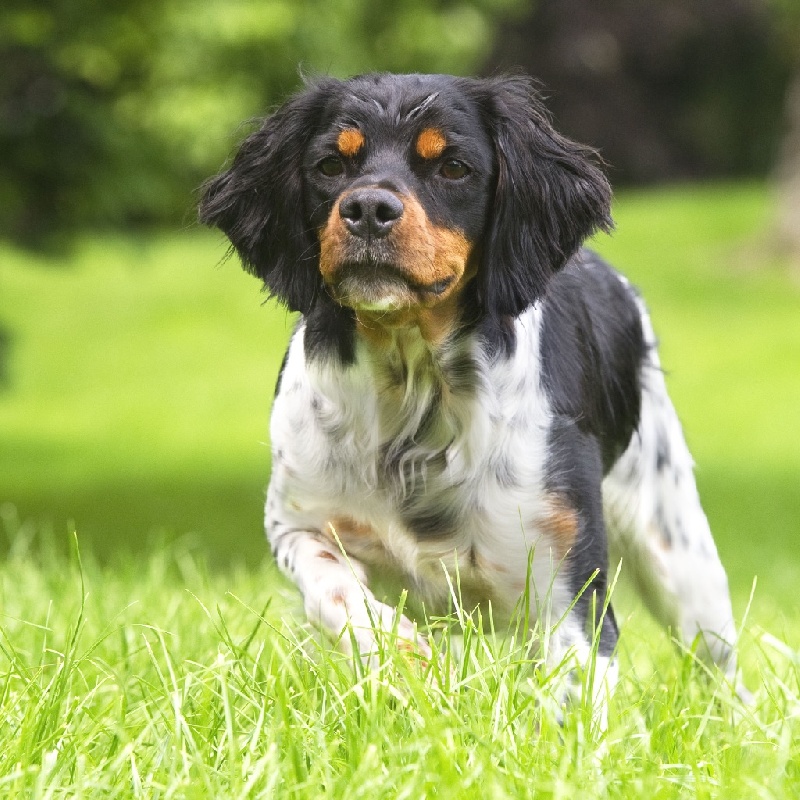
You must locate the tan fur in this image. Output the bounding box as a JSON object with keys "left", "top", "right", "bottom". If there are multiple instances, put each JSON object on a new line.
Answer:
{"left": 337, "top": 128, "right": 365, "bottom": 157}
{"left": 318, "top": 198, "right": 350, "bottom": 283}
{"left": 329, "top": 587, "right": 347, "bottom": 606}
{"left": 327, "top": 517, "right": 375, "bottom": 539}
{"left": 415, "top": 128, "right": 447, "bottom": 160}
{"left": 538, "top": 496, "right": 580, "bottom": 559}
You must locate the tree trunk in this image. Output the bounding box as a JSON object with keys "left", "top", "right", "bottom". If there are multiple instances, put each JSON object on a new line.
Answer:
{"left": 775, "top": 70, "right": 800, "bottom": 270}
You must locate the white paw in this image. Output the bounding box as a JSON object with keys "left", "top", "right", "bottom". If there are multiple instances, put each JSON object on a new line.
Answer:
{"left": 307, "top": 585, "right": 433, "bottom": 666}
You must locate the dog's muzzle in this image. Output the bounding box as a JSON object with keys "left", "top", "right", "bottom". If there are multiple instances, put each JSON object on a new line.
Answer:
{"left": 319, "top": 186, "right": 470, "bottom": 311}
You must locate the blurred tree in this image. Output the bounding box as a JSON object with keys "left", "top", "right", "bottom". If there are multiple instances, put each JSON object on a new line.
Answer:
{"left": 485, "top": 0, "right": 792, "bottom": 184}
{"left": 0, "top": 0, "right": 523, "bottom": 245}
{"left": 0, "top": 0, "right": 169, "bottom": 243}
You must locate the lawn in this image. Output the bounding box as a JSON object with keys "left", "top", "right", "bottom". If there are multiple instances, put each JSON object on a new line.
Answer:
{"left": 0, "top": 232, "right": 289, "bottom": 564}
{"left": 0, "top": 182, "right": 799, "bottom": 796}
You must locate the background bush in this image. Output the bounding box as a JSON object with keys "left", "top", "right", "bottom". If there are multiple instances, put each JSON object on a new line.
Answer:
{"left": 0, "top": 0, "right": 523, "bottom": 242}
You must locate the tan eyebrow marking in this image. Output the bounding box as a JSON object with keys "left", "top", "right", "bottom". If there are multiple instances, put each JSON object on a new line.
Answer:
{"left": 416, "top": 127, "right": 447, "bottom": 160}
{"left": 337, "top": 128, "right": 365, "bottom": 157}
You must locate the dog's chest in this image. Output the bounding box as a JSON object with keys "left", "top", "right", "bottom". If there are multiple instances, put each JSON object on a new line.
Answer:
{"left": 318, "top": 392, "right": 549, "bottom": 604}
{"left": 272, "top": 318, "right": 555, "bottom": 606}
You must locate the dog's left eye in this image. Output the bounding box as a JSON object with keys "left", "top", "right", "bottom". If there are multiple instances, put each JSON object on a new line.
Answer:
{"left": 318, "top": 156, "right": 345, "bottom": 177}
{"left": 440, "top": 159, "right": 470, "bottom": 180}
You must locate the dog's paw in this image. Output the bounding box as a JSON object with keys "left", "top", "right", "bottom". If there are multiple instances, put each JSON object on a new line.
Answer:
{"left": 308, "top": 585, "right": 432, "bottom": 667}
{"left": 353, "top": 602, "right": 434, "bottom": 669}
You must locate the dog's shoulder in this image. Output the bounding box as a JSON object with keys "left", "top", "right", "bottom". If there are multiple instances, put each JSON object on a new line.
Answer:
{"left": 538, "top": 249, "right": 646, "bottom": 469}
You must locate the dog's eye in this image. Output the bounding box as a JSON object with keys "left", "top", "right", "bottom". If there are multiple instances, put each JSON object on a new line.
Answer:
{"left": 440, "top": 159, "right": 470, "bottom": 180}
{"left": 318, "top": 156, "right": 344, "bottom": 177}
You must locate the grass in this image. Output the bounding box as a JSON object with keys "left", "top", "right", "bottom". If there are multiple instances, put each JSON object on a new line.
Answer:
{"left": 0, "top": 232, "right": 288, "bottom": 564}
{"left": 1, "top": 181, "right": 799, "bottom": 795}
{"left": 0, "top": 511, "right": 798, "bottom": 797}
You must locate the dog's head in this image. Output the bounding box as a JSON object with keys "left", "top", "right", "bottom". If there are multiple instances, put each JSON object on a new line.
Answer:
{"left": 200, "top": 73, "right": 612, "bottom": 326}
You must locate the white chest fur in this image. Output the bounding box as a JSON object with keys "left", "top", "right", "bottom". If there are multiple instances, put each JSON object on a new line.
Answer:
{"left": 267, "top": 307, "right": 569, "bottom": 618}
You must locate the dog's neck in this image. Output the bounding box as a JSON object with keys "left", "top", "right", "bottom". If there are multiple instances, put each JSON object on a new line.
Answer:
{"left": 354, "top": 312, "right": 480, "bottom": 490}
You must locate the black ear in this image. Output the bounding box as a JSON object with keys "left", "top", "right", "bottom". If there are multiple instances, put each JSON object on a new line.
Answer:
{"left": 199, "top": 80, "right": 335, "bottom": 313}
{"left": 474, "top": 75, "right": 613, "bottom": 318}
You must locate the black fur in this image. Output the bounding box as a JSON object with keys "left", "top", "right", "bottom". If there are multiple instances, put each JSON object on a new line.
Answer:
{"left": 545, "top": 413, "right": 619, "bottom": 656}
{"left": 199, "top": 79, "right": 338, "bottom": 314}
{"left": 540, "top": 250, "right": 645, "bottom": 473}
{"left": 469, "top": 76, "right": 613, "bottom": 319}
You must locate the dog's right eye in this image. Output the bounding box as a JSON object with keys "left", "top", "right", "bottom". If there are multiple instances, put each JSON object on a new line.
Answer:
{"left": 318, "top": 156, "right": 344, "bottom": 177}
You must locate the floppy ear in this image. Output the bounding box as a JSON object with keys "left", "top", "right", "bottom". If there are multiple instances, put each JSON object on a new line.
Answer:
{"left": 474, "top": 75, "right": 613, "bottom": 318}
{"left": 199, "top": 80, "right": 334, "bottom": 314}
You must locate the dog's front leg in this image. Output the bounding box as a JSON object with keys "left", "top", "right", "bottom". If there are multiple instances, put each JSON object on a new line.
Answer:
{"left": 266, "top": 507, "right": 432, "bottom": 665}
{"left": 542, "top": 616, "right": 619, "bottom": 733}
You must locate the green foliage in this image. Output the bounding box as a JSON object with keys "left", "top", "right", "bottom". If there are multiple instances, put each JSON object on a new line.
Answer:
{"left": 0, "top": 0, "right": 523, "bottom": 242}
{"left": 0, "top": 0, "right": 168, "bottom": 239}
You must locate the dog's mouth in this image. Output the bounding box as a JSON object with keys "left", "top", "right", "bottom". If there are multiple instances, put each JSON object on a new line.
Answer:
{"left": 327, "top": 260, "right": 456, "bottom": 310}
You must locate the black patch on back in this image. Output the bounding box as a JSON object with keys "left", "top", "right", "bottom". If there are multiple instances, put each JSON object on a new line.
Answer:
{"left": 540, "top": 250, "right": 645, "bottom": 474}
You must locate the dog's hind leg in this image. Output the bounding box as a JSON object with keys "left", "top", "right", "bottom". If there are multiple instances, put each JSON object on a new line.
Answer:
{"left": 602, "top": 306, "right": 741, "bottom": 686}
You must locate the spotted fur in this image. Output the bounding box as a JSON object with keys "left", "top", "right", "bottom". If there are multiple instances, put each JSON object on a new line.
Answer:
{"left": 200, "top": 73, "right": 743, "bottom": 723}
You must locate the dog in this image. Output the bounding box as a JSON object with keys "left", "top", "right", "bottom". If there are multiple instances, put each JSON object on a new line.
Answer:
{"left": 200, "top": 72, "right": 741, "bottom": 720}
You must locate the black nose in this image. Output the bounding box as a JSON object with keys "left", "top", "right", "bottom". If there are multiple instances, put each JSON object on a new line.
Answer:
{"left": 339, "top": 189, "right": 404, "bottom": 239}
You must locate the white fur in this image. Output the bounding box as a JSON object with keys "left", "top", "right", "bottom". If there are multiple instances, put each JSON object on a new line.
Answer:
{"left": 266, "top": 306, "right": 579, "bottom": 662}
{"left": 265, "top": 289, "right": 743, "bottom": 709}
{"left": 603, "top": 296, "right": 740, "bottom": 680}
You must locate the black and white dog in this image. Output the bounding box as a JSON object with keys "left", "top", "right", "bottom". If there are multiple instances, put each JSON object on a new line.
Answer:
{"left": 200, "top": 73, "right": 740, "bottom": 719}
